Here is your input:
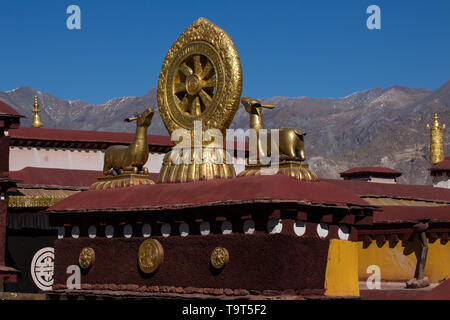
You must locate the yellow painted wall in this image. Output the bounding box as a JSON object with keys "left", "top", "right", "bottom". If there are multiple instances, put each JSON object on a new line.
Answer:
{"left": 324, "top": 239, "right": 360, "bottom": 297}
{"left": 358, "top": 234, "right": 450, "bottom": 283}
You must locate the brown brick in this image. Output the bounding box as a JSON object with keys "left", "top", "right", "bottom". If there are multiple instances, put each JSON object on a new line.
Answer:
{"left": 224, "top": 288, "right": 233, "bottom": 296}
{"left": 108, "top": 284, "right": 119, "bottom": 291}
{"left": 148, "top": 286, "right": 159, "bottom": 292}
{"left": 211, "top": 288, "right": 224, "bottom": 295}
{"left": 263, "top": 290, "right": 281, "bottom": 296}
{"left": 184, "top": 286, "right": 194, "bottom": 294}
{"left": 233, "top": 289, "right": 249, "bottom": 296}
{"left": 175, "top": 287, "right": 184, "bottom": 294}
{"left": 159, "top": 286, "right": 170, "bottom": 293}
{"left": 126, "top": 284, "right": 139, "bottom": 291}
{"left": 203, "top": 288, "right": 214, "bottom": 294}
{"left": 282, "top": 289, "right": 296, "bottom": 296}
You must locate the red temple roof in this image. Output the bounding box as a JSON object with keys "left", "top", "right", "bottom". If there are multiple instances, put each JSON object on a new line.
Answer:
{"left": 9, "top": 167, "right": 159, "bottom": 189}
{"left": 430, "top": 156, "right": 450, "bottom": 173}
{"left": 323, "top": 179, "right": 450, "bottom": 203}
{"left": 9, "top": 127, "right": 172, "bottom": 146}
{"left": 374, "top": 205, "right": 450, "bottom": 223}
{"left": 46, "top": 174, "right": 375, "bottom": 214}
{"left": 340, "top": 166, "right": 401, "bottom": 177}
{"left": 0, "top": 100, "right": 23, "bottom": 118}
{"left": 9, "top": 167, "right": 102, "bottom": 189}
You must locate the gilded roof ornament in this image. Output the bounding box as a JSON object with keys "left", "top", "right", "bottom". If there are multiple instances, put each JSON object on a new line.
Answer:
{"left": 32, "top": 96, "right": 43, "bottom": 128}
{"left": 427, "top": 113, "right": 445, "bottom": 165}
{"left": 156, "top": 18, "right": 240, "bottom": 183}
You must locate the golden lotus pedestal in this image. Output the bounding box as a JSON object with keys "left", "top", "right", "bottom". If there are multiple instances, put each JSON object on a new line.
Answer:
{"left": 238, "top": 160, "right": 318, "bottom": 181}
{"left": 89, "top": 173, "right": 155, "bottom": 190}
{"left": 157, "top": 147, "right": 236, "bottom": 183}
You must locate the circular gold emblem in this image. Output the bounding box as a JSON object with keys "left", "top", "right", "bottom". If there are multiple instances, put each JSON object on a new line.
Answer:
{"left": 138, "top": 239, "right": 164, "bottom": 274}
{"left": 210, "top": 247, "right": 229, "bottom": 269}
{"left": 158, "top": 17, "right": 243, "bottom": 135}
{"left": 78, "top": 247, "right": 95, "bottom": 269}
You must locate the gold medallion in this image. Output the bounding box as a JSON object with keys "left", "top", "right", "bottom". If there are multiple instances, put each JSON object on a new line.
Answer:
{"left": 78, "top": 247, "right": 95, "bottom": 269}
{"left": 210, "top": 247, "right": 229, "bottom": 269}
{"left": 157, "top": 17, "right": 243, "bottom": 135}
{"left": 138, "top": 239, "right": 164, "bottom": 274}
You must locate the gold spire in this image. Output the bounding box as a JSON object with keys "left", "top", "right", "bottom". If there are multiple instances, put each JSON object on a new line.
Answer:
{"left": 32, "top": 96, "right": 43, "bottom": 128}
{"left": 427, "top": 113, "right": 445, "bottom": 164}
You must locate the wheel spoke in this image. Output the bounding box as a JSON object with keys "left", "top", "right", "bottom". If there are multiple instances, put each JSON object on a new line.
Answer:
{"left": 193, "top": 97, "right": 202, "bottom": 116}
{"left": 193, "top": 55, "right": 202, "bottom": 75}
{"left": 202, "top": 78, "right": 216, "bottom": 88}
{"left": 199, "top": 89, "right": 212, "bottom": 108}
{"left": 201, "top": 61, "right": 214, "bottom": 79}
{"left": 179, "top": 62, "right": 193, "bottom": 77}
{"left": 180, "top": 95, "right": 192, "bottom": 113}
{"left": 174, "top": 82, "right": 186, "bottom": 94}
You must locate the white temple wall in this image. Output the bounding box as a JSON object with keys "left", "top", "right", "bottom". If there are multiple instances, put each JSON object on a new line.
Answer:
{"left": 9, "top": 146, "right": 245, "bottom": 175}
{"left": 9, "top": 146, "right": 164, "bottom": 172}
{"left": 433, "top": 174, "right": 450, "bottom": 189}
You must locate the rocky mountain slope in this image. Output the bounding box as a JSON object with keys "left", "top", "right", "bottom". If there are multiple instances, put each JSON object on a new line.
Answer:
{"left": 1, "top": 80, "right": 449, "bottom": 185}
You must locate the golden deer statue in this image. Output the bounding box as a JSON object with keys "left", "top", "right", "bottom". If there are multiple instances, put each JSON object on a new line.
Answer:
{"left": 241, "top": 97, "right": 306, "bottom": 161}
{"left": 103, "top": 108, "right": 155, "bottom": 175}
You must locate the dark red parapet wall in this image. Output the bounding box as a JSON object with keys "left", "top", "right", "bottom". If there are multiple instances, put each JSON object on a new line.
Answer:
{"left": 52, "top": 234, "right": 329, "bottom": 295}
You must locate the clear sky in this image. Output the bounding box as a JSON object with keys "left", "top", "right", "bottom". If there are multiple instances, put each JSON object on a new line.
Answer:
{"left": 1, "top": 0, "right": 449, "bottom": 104}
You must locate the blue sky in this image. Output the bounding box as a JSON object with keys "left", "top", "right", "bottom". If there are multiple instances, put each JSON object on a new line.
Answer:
{"left": 1, "top": 0, "right": 449, "bottom": 104}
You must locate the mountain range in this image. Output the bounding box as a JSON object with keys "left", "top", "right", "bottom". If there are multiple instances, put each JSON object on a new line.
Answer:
{"left": 1, "top": 80, "right": 450, "bottom": 185}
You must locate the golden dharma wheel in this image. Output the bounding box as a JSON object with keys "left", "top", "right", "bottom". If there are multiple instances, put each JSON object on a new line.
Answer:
{"left": 210, "top": 247, "right": 229, "bottom": 269}
{"left": 78, "top": 247, "right": 95, "bottom": 269}
{"left": 158, "top": 17, "right": 243, "bottom": 135}
{"left": 138, "top": 239, "right": 164, "bottom": 274}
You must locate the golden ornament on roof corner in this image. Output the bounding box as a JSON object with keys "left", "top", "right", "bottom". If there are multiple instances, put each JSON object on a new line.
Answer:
{"left": 427, "top": 113, "right": 445, "bottom": 165}
{"left": 237, "top": 97, "right": 318, "bottom": 181}
{"left": 157, "top": 17, "right": 242, "bottom": 183}
{"left": 32, "top": 96, "right": 43, "bottom": 128}
{"left": 90, "top": 108, "right": 156, "bottom": 190}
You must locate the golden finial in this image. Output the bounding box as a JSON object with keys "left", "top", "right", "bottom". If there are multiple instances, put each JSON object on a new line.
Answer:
{"left": 427, "top": 113, "right": 445, "bottom": 164}
{"left": 32, "top": 96, "right": 43, "bottom": 128}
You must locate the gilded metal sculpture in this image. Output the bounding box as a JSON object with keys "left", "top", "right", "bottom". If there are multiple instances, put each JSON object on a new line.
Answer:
{"left": 210, "top": 247, "right": 229, "bottom": 269}
{"left": 103, "top": 108, "right": 155, "bottom": 175}
{"left": 241, "top": 97, "right": 307, "bottom": 161}
{"left": 90, "top": 108, "right": 156, "bottom": 190}
{"left": 158, "top": 17, "right": 242, "bottom": 136}
{"left": 138, "top": 239, "right": 164, "bottom": 274}
{"left": 157, "top": 17, "right": 242, "bottom": 183}
{"left": 427, "top": 113, "right": 445, "bottom": 165}
{"left": 79, "top": 247, "right": 95, "bottom": 269}
{"left": 238, "top": 97, "right": 318, "bottom": 180}
{"left": 32, "top": 96, "right": 43, "bottom": 128}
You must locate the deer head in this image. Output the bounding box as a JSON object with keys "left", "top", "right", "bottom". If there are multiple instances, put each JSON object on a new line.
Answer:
{"left": 241, "top": 96, "right": 275, "bottom": 114}
{"left": 124, "top": 108, "right": 155, "bottom": 127}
